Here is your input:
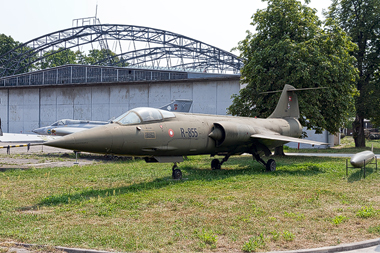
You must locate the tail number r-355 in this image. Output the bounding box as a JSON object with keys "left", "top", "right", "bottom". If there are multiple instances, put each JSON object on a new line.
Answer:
{"left": 180, "top": 128, "right": 198, "bottom": 138}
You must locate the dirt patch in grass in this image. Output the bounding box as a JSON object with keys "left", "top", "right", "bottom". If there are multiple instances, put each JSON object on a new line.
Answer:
{"left": 0, "top": 143, "right": 130, "bottom": 170}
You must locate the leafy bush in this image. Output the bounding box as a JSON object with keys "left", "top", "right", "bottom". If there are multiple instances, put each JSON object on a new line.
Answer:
{"left": 356, "top": 206, "right": 378, "bottom": 218}
{"left": 368, "top": 225, "right": 380, "bottom": 234}
{"left": 195, "top": 228, "right": 217, "bottom": 249}
{"left": 332, "top": 215, "right": 348, "bottom": 225}
{"left": 242, "top": 233, "right": 266, "bottom": 252}
{"left": 283, "top": 231, "right": 295, "bottom": 241}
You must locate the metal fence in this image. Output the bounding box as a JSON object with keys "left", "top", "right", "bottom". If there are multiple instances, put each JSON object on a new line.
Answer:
{"left": 0, "top": 65, "right": 188, "bottom": 87}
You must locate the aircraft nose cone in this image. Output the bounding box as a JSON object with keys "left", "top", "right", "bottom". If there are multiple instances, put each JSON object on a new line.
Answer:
{"left": 32, "top": 127, "right": 47, "bottom": 135}
{"left": 208, "top": 127, "right": 223, "bottom": 141}
{"left": 45, "top": 125, "right": 114, "bottom": 153}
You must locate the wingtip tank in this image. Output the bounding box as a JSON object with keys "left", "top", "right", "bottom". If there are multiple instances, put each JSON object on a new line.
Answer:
{"left": 350, "top": 150, "right": 375, "bottom": 168}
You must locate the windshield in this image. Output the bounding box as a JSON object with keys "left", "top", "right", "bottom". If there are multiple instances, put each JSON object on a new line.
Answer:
{"left": 114, "top": 111, "right": 141, "bottom": 125}
{"left": 51, "top": 120, "right": 65, "bottom": 126}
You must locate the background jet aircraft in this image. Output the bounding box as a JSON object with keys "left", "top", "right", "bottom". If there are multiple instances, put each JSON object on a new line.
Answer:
{"left": 32, "top": 99, "right": 193, "bottom": 136}
{"left": 33, "top": 119, "right": 106, "bottom": 136}
{"left": 43, "top": 85, "right": 327, "bottom": 179}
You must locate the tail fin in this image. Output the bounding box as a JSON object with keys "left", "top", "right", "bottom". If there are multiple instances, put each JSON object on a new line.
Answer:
{"left": 159, "top": 99, "right": 193, "bottom": 113}
{"left": 268, "top": 84, "right": 299, "bottom": 119}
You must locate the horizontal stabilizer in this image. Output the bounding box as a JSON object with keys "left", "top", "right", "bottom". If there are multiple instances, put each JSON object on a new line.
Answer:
{"left": 261, "top": 87, "right": 327, "bottom": 94}
{"left": 251, "top": 134, "right": 329, "bottom": 146}
{"left": 159, "top": 99, "right": 193, "bottom": 112}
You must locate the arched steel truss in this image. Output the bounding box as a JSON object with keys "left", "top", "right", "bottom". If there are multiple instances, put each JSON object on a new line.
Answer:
{"left": 0, "top": 24, "right": 243, "bottom": 77}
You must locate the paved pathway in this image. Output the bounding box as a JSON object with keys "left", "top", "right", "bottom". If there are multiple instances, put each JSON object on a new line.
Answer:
{"left": 286, "top": 152, "right": 380, "bottom": 158}
{"left": 1, "top": 239, "right": 379, "bottom": 253}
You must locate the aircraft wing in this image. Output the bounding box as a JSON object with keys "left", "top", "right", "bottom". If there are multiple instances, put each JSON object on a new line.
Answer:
{"left": 251, "top": 134, "right": 329, "bottom": 146}
{"left": 0, "top": 133, "right": 60, "bottom": 143}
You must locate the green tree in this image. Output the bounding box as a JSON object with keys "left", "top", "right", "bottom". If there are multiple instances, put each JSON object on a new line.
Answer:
{"left": 83, "top": 49, "right": 128, "bottom": 67}
{"left": 75, "top": 50, "right": 88, "bottom": 65}
{"left": 326, "top": 0, "right": 380, "bottom": 147}
{"left": 0, "top": 34, "right": 20, "bottom": 56}
{"left": 0, "top": 34, "right": 37, "bottom": 75}
{"left": 0, "top": 34, "right": 20, "bottom": 76}
{"left": 39, "top": 48, "right": 79, "bottom": 69}
{"left": 84, "top": 49, "right": 110, "bottom": 65}
{"left": 229, "top": 0, "right": 357, "bottom": 151}
{"left": 369, "top": 71, "right": 380, "bottom": 128}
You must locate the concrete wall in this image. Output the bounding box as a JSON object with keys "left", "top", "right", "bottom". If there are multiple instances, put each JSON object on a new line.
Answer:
{"left": 0, "top": 78, "right": 240, "bottom": 134}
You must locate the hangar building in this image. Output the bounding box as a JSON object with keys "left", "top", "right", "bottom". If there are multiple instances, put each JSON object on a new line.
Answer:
{"left": 0, "top": 65, "right": 241, "bottom": 134}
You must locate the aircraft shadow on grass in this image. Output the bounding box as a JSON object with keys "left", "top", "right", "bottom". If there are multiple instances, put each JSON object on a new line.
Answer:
{"left": 33, "top": 157, "right": 327, "bottom": 207}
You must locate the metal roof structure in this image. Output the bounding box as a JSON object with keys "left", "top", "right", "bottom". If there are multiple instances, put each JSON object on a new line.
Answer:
{"left": 0, "top": 24, "right": 243, "bottom": 77}
{"left": 0, "top": 64, "right": 190, "bottom": 87}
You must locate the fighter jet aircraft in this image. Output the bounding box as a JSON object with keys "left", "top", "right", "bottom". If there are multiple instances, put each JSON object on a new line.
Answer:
{"left": 43, "top": 84, "right": 328, "bottom": 179}
{"left": 32, "top": 99, "right": 193, "bottom": 136}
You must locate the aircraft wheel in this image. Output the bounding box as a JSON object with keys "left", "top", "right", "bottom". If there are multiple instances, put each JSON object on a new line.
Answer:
{"left": 211, "top": 159, "right": 221, "bottom": 170}
{"left": 266, "top": 159, "right": 276, "bottom": 172}
{"left": 172, "top": 168, "right": 182, "bottom": 180}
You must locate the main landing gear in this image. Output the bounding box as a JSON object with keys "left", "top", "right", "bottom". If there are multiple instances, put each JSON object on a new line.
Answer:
{"left": 172, "top": 163, "right": 182, "bottom": 180}
{"left": 253, "top": 154, "right": 276, "bottom": 171}
{"left": 211, "top": 155, "right": 230, "bottom": 170}
{"left": 170, "top": 153, "right": 275, "bottom": 179}
{"left": 210, "top": 153, "right": 276, "bottom": 171}
{"left": 171, "top": 154, "right": 231, "bottom": 179}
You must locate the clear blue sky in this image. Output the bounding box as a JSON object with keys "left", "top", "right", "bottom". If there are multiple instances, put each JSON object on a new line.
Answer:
{"left": 0, "top": 0, "right": 332, "bottom": 53}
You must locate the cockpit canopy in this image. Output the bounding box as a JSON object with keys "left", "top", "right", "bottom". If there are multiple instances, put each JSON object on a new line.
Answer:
{"left": 114, "top": 107, "right": 176, "bottom": 125}
{"left": 50, "top": 120, "right": 66, "bottom": 126}
{"left": 50, "top": 119, "right": 105, "bottom": 126}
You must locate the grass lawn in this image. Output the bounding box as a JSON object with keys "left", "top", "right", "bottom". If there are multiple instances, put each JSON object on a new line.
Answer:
{"left": 1, "top": 141, "right": 380, "bottom": 252}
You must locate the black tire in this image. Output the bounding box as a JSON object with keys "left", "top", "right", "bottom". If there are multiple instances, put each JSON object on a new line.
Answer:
{"left": 211, "top": 159, "right": 221, "bottom": 170}
{"left": 172, "top": 168, "right": 182, "bottom": 179}
{"left": 266, "top": 159, "right": 276, "bottom": 172}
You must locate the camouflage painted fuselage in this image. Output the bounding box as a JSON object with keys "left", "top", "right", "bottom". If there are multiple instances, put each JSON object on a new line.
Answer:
{"left": 45, "top": 112, "right": 302, "bottom": 157}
